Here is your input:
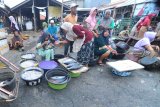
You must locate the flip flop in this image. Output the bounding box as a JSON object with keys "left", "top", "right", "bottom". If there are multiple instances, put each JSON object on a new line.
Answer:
{"left": 97, "top": 62, "right": 105, "bottom": 66}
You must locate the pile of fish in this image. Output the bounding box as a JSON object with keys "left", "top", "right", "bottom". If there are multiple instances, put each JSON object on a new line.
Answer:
{"left": 21, "top": 70, "right": 43, "bottom": 81}
{"left": 21, "top": 53, "right": 35, "bottom": 59}
{"left": 63, "top": 59, "right": 83, "bottom": 70}
{"left": 20, "top": 60, "right": 37, "bottom": 68}
{"left": 49, "top": 76, "right": 67, "bottom": 84}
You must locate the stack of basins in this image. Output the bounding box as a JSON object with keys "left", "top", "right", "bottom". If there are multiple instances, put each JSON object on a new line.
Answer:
{"left": 111, "top": 42, "right": 131, "bottom": 77}
{"left": 20, "top": 53, "right": 38, "bottom": 69}
{"left": 20, "top": 53, "right": 44, "bottom": 86}
{"left": 21, "top": 67, "right": 44, "bottom": 86}
{"left": 139, "top": 56, "right": 159, "bottom": 70}
{"left": 45, "top": 68, "right": 70, "bottom": 90}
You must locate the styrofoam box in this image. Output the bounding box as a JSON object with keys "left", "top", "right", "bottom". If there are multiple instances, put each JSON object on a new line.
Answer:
{"left": 0, "top": 39, "right": 9, "bottom": 55}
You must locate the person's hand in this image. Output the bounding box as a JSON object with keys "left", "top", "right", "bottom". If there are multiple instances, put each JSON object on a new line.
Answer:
{"left": 43, "top": 41, "right": 48, "bottom": 45}
{"left": 73, "top": 37, "right": 77, "bottom": 41}
{"left": 81, "top": 31, "right": 85, "bottom": 34}
{"left": 54, "top": 41, "right": 60, "bottom": 45}
{"left": 92, "top": 31, "right": 98, "bottom": 37}
{"left": 111, "top": 50, "right": 117, "bottom": 55}
{"left": 61, "top": 40, "right": 68, "bottom": 44}
{"left": 155, "top": 46, "right": 159, "bottom": 51}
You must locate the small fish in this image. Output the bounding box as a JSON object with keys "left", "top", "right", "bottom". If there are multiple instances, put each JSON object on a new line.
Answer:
{"left": 66, "top": 63, "right": 79, "bottom": 68}
{"left": 50, "top": 76, "right": 66, "bottom": 80}
{"left": 67, "top": 64, "right": 83, "bottom": 70}
{"left": 64, "top": 60, "right": 77, "bottom": 65}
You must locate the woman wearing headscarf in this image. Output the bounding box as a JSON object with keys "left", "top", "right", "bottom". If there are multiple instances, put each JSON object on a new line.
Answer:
{"left": 85, "top": 7, "right": 97, "bottom": 31}
{"left": 127, "top": 31, "right": 159, "bottom": 62}
{"left": 99, "top": 10, "right": 115, "bottom": 36}
{"left": 36, "top": 32, "right": 55, "bottom": 61}
{"left": 9, "top": 16, "right": 20, "bottom": 32}
{"left": 61, "top": 22, "right": 94, "bottom": 66}
{"left": 9, "top": 30, "right": 24, "bottom": 51}
{"left": 93, "top": 28, "right": 117, "bottom": 65}
{"left": 137, "top": 13, "right": 156, "bottom": 38}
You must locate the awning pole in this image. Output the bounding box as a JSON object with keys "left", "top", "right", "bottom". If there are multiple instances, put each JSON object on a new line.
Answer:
{"left": 61, "top": 0, "right": 64, "bottom": 24}
{"left": 33, "top": 0, "right": 37, "bottom": 31}
{"left": 47, "top": 0, "right": 49, "bottom": 23}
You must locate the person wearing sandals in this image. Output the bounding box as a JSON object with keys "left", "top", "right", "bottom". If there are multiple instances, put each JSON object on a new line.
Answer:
{"left": 93, "top": 28, "right": 117, "bottom": 65}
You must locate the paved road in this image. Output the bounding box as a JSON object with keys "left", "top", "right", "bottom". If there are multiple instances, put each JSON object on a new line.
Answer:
{"left": 1, "top": 31, "right": 160, "bottom": 107}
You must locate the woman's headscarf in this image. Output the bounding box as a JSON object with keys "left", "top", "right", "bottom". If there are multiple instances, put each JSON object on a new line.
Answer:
{"left": 148, "top": 13, "right": 156, "bottom": 19}
{"left": 61, "top": 22, "right": 77, "bottom": 41}
{"left": 85, "top": 7, "right": 97, "bottom": 30}
{"left": 144, "top": 31, "right": 156, "bottom": 42}
{"left": 134, "top": 31, "right": 157, "bottom": 50}
{"left": 9, "top": 16, "right": 19, "bottom": 31}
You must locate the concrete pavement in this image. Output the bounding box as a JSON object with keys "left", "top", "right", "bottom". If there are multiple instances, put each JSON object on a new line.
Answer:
{"left": 1, "top": 31, "right": 160, "bottom": 107}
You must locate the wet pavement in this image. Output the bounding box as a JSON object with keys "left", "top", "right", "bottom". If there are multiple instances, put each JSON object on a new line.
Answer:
{"left": 1, "top": 31, "right": 160, "bottom": 107}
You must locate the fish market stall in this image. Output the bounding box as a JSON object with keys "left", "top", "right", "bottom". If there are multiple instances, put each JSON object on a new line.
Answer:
{"left": 58, "top": 57, "right": 89, "bottom": 78}
{"left": 107, "top": 60, "right": 144, "bottom": 77}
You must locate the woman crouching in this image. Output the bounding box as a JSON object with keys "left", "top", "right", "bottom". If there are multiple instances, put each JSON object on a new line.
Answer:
{"left": 93, "top": 28, "right": 117, "bottom": 65}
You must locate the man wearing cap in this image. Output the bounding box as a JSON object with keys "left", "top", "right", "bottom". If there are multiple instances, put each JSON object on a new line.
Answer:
{"left": 64, "top": 3, "right": 78, "bottom": 24}
{"left": 63, "top": 3, "right": 79, "bottom": 56}
{"left": 47, "top": 20, "right": 58, "bottom": 41}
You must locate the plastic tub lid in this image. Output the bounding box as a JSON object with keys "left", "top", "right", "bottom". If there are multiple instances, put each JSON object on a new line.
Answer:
{"left": 39, "top": 61, "right": 58, "bottom": 70}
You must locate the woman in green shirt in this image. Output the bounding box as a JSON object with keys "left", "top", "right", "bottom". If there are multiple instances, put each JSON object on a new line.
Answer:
{"left": 36, "top": 33, "right": 55, "bottom": 61}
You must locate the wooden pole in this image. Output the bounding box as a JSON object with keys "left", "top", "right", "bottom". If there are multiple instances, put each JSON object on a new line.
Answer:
{"left": 33, "top": 0, "right": 37, "bottom": 31}
{"left": 131, "top": 0, "right": 137, "bottom": 18}
{"left": 47, "top": 0, "right": 49, "bottom": 23}
{"left": 61, "top": 0, "right": 64, "bottom": 24}
{"left": 19, "top": 9, "right": 23, "bottom": 31}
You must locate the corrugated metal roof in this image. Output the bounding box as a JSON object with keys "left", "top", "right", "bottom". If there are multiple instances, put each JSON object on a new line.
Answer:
{"left": 11, "top": 0, "right": 69, "bottom": 11}
{"left": 99, "top": 0, "right": 156, "bottom": 10}
{"left": 116, "top": 0, "right": 155, "bottom": 8}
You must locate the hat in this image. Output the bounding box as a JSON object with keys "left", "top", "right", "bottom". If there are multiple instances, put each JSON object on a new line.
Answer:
{"left": 70, "top": 3, "right": 78, "bottom": 8}
{"left": 50, "top": 20, "right": 54, "bottom": 23}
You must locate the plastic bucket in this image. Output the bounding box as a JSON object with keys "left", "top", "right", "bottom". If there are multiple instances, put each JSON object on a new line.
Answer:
{"left": 0, "top": 69, "right": 16, "bottom": 91}
{"left": 21, "top": 53, "right": 36, "bottom": 60}
{"left": 21, "top": 67, "right": 44, "bottom": 86}
{"left": 54, "top": 54, "right": 65, "bottom": 62}
{"left": 45, "top": 68, "right": 70, "bottom": 90}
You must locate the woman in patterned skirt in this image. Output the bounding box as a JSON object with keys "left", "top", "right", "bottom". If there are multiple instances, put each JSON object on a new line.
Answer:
{"left": 60, "top": 22, "right": 94, "bottom": 66}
